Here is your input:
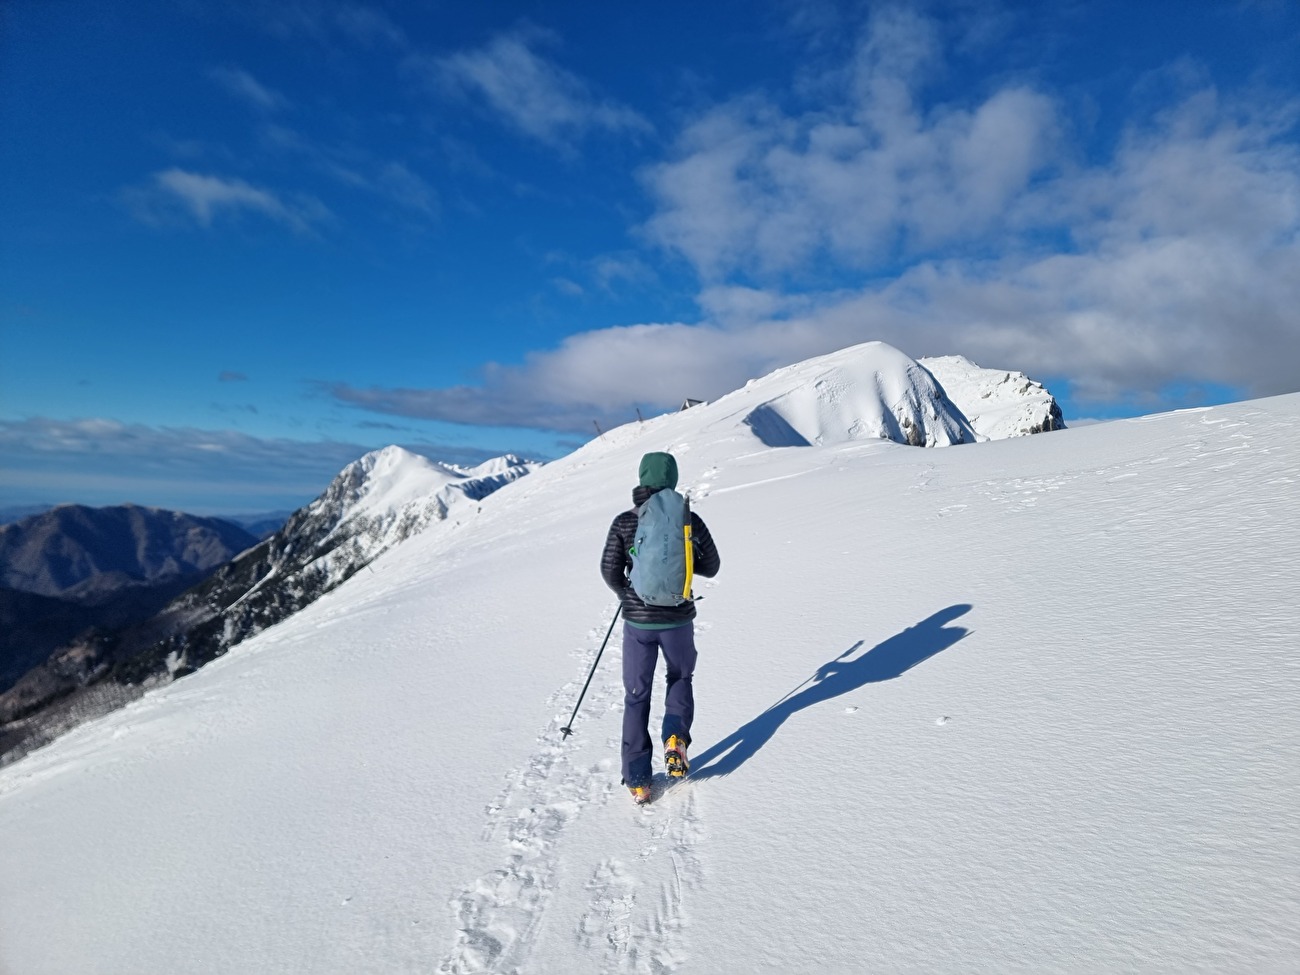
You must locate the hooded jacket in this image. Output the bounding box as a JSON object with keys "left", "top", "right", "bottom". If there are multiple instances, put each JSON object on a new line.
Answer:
{"left": 600, "top": 485, "right": 721, "bottom": 626}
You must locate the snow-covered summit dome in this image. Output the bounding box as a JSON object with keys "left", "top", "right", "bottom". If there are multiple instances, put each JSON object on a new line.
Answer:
{"left": 736, "top": 341, "right": 977, "bottom": 447}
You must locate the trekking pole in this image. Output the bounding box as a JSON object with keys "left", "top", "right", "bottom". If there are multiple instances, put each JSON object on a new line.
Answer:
{"left": 560, "top": 607, "right": 621, "bottom": 739}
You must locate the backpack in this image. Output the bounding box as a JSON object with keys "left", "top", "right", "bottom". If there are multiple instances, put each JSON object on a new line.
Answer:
{"left": 629, "top": 489, "right": 695, "bottom": 607}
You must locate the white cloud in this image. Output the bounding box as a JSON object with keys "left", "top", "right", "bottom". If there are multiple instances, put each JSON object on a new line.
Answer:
{"left": 130, "top": 168, "right": 331, "bottom": 233}
{"left": 641, "top": 7, "right": 1062, "bottom": 279}
{"left": 208, "top": 66, "right": 289, "bottom": 112}
{"left": 423, "top": 30, "right": 652, "bottom": 148}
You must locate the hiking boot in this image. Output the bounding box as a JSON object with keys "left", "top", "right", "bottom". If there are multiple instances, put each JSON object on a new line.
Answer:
{"left": 665, "top": 735, "right": 689, "bottom": 778}
{"left": 628, "top": 784, "right": 652, "bottom": 805}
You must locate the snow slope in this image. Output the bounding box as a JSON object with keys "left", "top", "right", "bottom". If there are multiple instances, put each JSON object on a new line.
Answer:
{"left": 0, "top": 361, "right": 1297, "bottom": 973}
{"left": 920, "top": 354, "right": 1065, "bottom": 439}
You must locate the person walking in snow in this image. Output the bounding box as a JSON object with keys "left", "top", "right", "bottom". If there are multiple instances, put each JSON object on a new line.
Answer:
{"left": 600, "top": 451, "right": 721, "bottom": 804}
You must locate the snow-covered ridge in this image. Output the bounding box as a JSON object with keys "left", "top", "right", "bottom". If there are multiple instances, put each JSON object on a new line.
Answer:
{"left": 188, "top": 446, "right": 539, "bottom": 662}
{"left": 920, "top": 355, "right": 1064, "bottom": 440}
{"left": 307, "top": 446, "right": 539, "bottom": 579}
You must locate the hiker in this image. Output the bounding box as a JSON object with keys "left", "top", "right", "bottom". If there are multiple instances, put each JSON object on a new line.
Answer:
{"left": 600, "top": 451, "right": 721, "bottom": 804}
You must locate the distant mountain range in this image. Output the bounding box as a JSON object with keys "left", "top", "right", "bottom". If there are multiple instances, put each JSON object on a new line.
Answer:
{"left": 0, "top": 506, "right": 258, "bottom": 695}
{"left": 0, "top": 503, "right": 292, "bottom": 536}
{"left": 0, "top": 504, "right": 258, "bottom": 597}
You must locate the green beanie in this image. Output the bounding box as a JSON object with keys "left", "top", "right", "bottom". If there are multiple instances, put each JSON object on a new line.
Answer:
{"left": 638, "top": 451, "right": 678, "bottom": 489}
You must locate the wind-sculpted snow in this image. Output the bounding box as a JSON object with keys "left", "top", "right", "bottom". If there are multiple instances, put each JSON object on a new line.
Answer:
{"left": 920, "top": 354, "right": 1065, "bottom": 439}
{"left": 1, "top": 374, "right": 1298, "bottom": 972}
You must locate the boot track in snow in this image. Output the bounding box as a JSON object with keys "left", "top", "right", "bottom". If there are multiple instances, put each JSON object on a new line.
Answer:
{"left": 437, "top": 614, "right": 706, "bottom": 974}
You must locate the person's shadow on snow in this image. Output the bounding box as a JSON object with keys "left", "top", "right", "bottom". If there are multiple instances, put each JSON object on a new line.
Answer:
{"left": 690, "top": 604, "right": 972, "bottom": 780}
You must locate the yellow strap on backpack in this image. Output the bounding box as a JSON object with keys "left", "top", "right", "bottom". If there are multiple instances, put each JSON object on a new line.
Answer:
{"left": 682, "top": 522, "right": 694, "bottom": 600}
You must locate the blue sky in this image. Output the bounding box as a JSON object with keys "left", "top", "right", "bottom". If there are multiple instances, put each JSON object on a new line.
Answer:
{"left": 3, "top": 0, "right": 1298, "bottom": 514}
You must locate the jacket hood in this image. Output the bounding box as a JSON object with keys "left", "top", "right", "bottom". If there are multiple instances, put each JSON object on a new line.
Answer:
{"left": 638, "top": 452, "right": 678, "bottom": 490}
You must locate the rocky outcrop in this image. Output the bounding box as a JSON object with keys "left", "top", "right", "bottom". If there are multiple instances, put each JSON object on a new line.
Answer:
{"left": 919, "top": 356, "right": 1065, "bottom": 439}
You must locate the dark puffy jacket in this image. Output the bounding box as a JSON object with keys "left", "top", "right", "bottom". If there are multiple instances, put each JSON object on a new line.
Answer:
{"left": 600, "top": 486, "right": 721, "bottom": 625}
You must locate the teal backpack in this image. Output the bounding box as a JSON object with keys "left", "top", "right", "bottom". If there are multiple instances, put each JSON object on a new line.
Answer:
{"left": 629, "top": 489, "right": 695, "bottom": 607}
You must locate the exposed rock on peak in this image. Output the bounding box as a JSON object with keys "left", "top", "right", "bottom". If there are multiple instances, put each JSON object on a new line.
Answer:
{"left": 920, "top": 356, "right": 1065, "bottom": 439}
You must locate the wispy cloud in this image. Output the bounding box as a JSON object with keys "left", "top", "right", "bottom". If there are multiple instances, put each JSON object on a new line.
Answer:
{"left": 257, "top": 124, "right": 440, "bottom": 223}
{"left": 209, "top": 66, "right": 289, "bottom": 112}
{"left": 332, "top": 4, "right": 407, "bottom": 48}
{"left": 126, "top": 168, "right": 332, "bottom": 234}
{"left": 235, "top": 0, "right": 407, "bottom": 50}
{"left": 375, "top": 162, "right": 439, "bottom": 219}
{"left": 420, "top": 29, "right": 652, "bottom": 148}
{"left": 218, "top": 371, "right": 249, "bottom": 383}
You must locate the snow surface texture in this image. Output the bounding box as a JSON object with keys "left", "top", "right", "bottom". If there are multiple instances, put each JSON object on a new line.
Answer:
{"left": 1, "top": 354, "right": 1298, "bottom": 973}
{"left": 920, "top": 354, "right": 1066, "bottom": 440}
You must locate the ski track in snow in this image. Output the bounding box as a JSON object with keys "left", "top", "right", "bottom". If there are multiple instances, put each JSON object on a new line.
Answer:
{"left": 439, "top": 612, "right": 706, "bottom": 975}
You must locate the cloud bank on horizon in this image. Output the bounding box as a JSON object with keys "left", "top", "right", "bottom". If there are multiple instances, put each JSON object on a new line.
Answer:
{"left": 0, "top": 417, "right": 512, "bottom": 514}
{"left": 3, "top": 0, "right": 1299, "bottom": 509}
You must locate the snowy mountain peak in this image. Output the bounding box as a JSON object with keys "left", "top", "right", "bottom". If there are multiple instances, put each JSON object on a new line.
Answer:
{"left": 330, "top": 445, "right": 461, "bottom": 523}
{"left": 462, "top": 453, "right": 531, "bottom": 479}
{"left": 306, "top": 447, "right": 537, "bottom": 555}
{"left": 734, "top": 341, "right": 977, "bottom": 447}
